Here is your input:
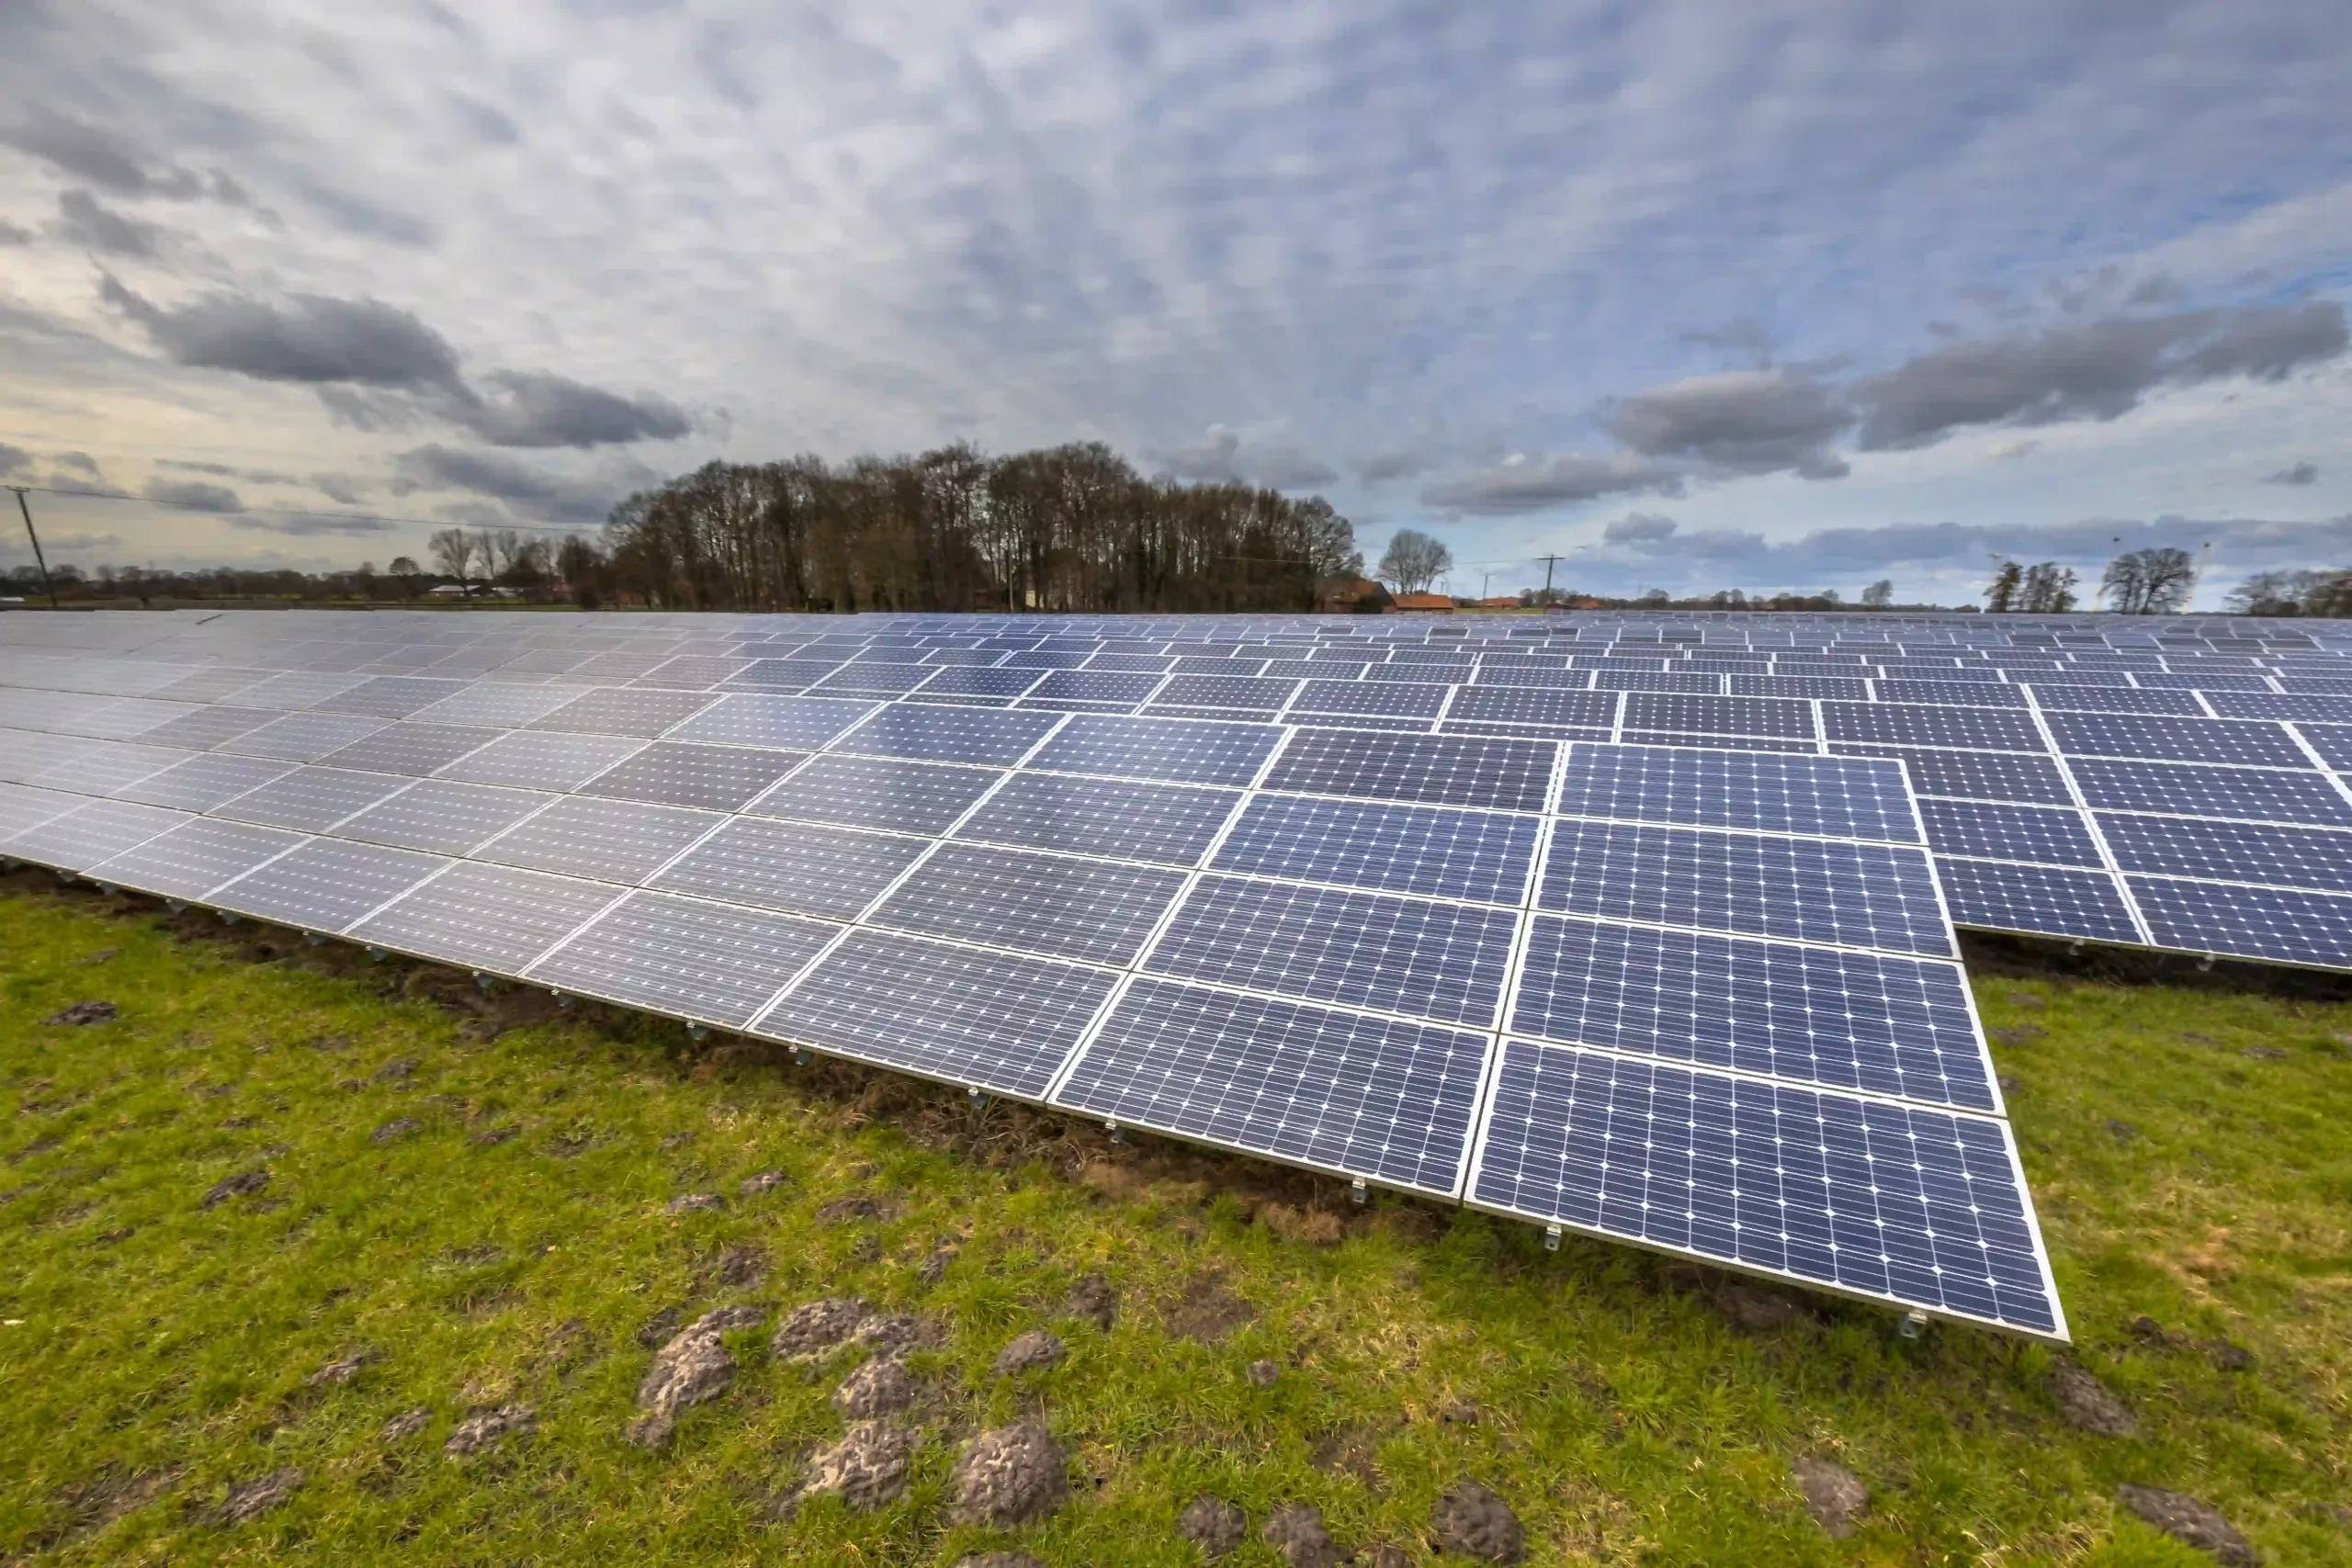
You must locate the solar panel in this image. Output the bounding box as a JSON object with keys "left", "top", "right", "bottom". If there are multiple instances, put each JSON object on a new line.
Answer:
{"left": 1623, "top": 693, "right": 1814, "bottom": 739}
{"left": 0, "top": 782, "right": 85, "bottom": 839}
{"left": 33, "top": 741, "right": 198, "bottom": 794}
{"left": 409, "top": 683, "right": 589, "bottom": 728}
{"left": 1263, "top": 729, "right": 1555, "bottom": 811}
{"left": 1210, "top": 795, "right": 1539, "bottom": 905}
{"left": 1291, "top": 679, "right": 1451, "bottom": 718}
{"left": 132, "top": 705, "right": 279, "bottom": 750}
{"left": 1917, "top": 799, "right": 2103, "bottom": 867}
{"left": 2128, "top": 878, "right": 2352, "bottom": 969}
{"left": 648, "top": 815, "right": 927, "bottom": 919}
{"left": 219, "top": 711, "right": 393, "bottom": 761}
{"left": 747, "top": 752, "right": 1000, "bottom": 834}
{"left": 1027, "top": 712, "right": 1283, "bottom": 785}
{"left": 1052, "top": 978, "right": 1489, "bottom": 1198}
{"left": 2098, "top": 814, "right": 2352, "bottom": 893}
{"left": 1555, "top": 745, "right": 1919, "bottom": 842}
{"left": 751, "top": 930, "right": 1116, "bottom": 1099}
{"left": 832, "top": 703, "right": 1062, "bottom": 766}
{"left": 1538, "top": 820, "right": 1955, "bottom": 957}
{"left": 526, "top": 891, "right": 834, "bottom": 1028}
{"left": 4, "top": 798, "right": 192, "bottom": 872}
{"left": 1830, "top": 746, "right": 2074, "bottom": 806}
{"left": 2045, "top": 713, "right": 2307, "bottom": 767}
{"left": 211, "top": 767, "right": 410, "bottom": 832}
{"left": 1921, "top": 859, "right": 2143, "bottom": 944}
{"left": 333, "top": 778, "right": 555, "bottom": 855}
{"left": 1822, "top": 703, "right": 2040, "bottom": 751}
{"left": 211, "top": 837, "right": 448, "bottom": 931}
{"left": 1144, "top": 876, "right": 1518, "bottom": 1027}
{"left": 435, "top": 730, "right": 647, "bottom": 792}
{"left": 349, "top": 859, "right": 618, "bottom": 970}
{"left": 1465, "top": 1043, "right": 2062, "bottom": 1336}
{"left": 476, "top": 795, "right": 722, "bottom": 885}
{"left": 956, "top": 771, "right": 1238, "bottom": 866}
{"left": 314, "top": 723, "right": 502, "bottom": 777}
{"left": 112, "top": 753, "right": 297, "bottom": 812}
{"left": 529, "top": 686, "right": 718, "bottom": 738}
{"left": 312, "top": 675, "right": 469, "bottom": 718}
{"left": 871, "top": 843, "right": 1185, "bottom": 964}
{"left": 577, "top": 740, "right": 805, "bottom": 811}
{"left": 2066, "top": 760, "right": 2352, "bottom": 826}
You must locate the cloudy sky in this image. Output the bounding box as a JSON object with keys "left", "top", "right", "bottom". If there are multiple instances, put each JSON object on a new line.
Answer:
{"left": 3, "top": 0, "right": 2349, "bottom": 604}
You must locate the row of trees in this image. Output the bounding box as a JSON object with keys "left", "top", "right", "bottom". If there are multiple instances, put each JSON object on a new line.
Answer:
{"left": 594, "top": 444, "right": 1360, "bottom": 613}
{"left": 1983, "top": 548, "right": 2217, "bottom": 615}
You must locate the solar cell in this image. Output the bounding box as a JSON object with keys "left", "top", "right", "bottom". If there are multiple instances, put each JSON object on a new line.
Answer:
{"left": 2301, "top": 724, "right": 2352, "bottom": 772}
{"left": 85, "top": 817, "right": 304, "bottom": 900}
{"left": 312, "top": 675, "right": 469, "bottom": 718}
{"left": 2025, "top": 684, "right": 2202, "bottom": 716}
{"left": 407, "top": 683, "right": 589, "bottom": 728}
{"left": 209, "top": 766, "right": 410, "bottom": 831}
{"left": 2098, "top": 813, "right": 2352, "bottom": 892}
{"left": 1467, "top": 1042, "right": 2062, "bottom": 1336}
{"left": 748, "top": 752, "right": 1000, "bottom": 834}
{"left": 529, "top": 686, "right": 718, "bottom": 738}
{"left": 662, "top": 692, "right": 875, "bottom": 750}
{"left": 476, "top": 795, "right": 721, "bottom": 885}
{"left": 1538, "top": 820, "right": 1954, "bottom": 956}
{"left": 1027, "top": 713, "right": 1284, "bottom": 786}
{"left": 1595, "top": 671, "right": 1723, "bottom": 694}
{"left": 314, "top": 723, "right": 501, "bottom": 777}
{"left": 872, "top": 843, "right": 1185, "bottom": 964}
{"left": 577, "top": 740, "right": 805, "bottom": 811}
{"left": 2129, "top": 877, "right": 2352, "bottom": 969}
{"left": 2201, "top": 691, "right": 2352, "bottom": 723}
{"left": 0, "top": 782, "right": 85, "bottom": 839}
{"left": 132, "top": 705, "right": 278, "bottom": 750}
{"left": 1917, "top": 799, "right": 2103, "bottom": 867}
{"left": 1821, "top": 703, "right": 2041, "bottom": 751}
{"left": 1153, "top": 674, "right": 1300, "bottom": 711}
{"left": 908, "top": 666, "right": 1045, "bottom": 702}
{"left": 2045, "top": 713, "right": 2307, "bottom": 767}
{"left": 3, "top": 798, "right": 192, "bottom": 872}
{"left": 333, "top": 778, "right": 555, "bottom": 855}
{"left": 1263, "top": 729, "right": 1555, "bottom": 812}
{"left": 752, "top": 930, "right": 1116, "bottom": 1100}
{"left": 1145, "top": 875, "right": 1517, "bottom": 1027}
{"left": 1827, "top": 744, "right": 2074, "bottom": 805}
{"left": 1510, "top": 916, "right": 1995, "bottom": 1110}
{"left": 956, "top": 771, "right": 1238, "bottom": 866}
{"left": 1447, "top": 685, "right": 1617, "bottom": 728}
{"left": 213, "top": 671, "right": 368, "bottom": 711}
{"left": 1054, "top": 978, "right": 1488, "bottom": 1196}
{"left": 350, "top": 860, "right": 619, "bottom": 971}
{"left": 2067, "top": 759, "right": 2352, "bottom": 826}
{"left": 832, "top": 703, "right": 1062, "bottom": 766}
{"left": 1622, "top": 694, "right": 1814, "bottom": 739}
{"left": 526, "top": 892, "right": 834, "bottom": 1027}
{"left": 1928, "top": 859, "right": 2143, "bottom": 944}
{"left": 1875, "top": 680, "right": 2027, "bottom": 708}
{"left": 1210, "top": 795, "right": 1539, "bottom": 905}
{"left": 434, "top": 730, "right": 646, "bottom": 792}
{"left": 210, "top": 836, "right": 448, "bottom": 931}
{"left": 724, "top": 658, "right": 845, "bottom": 690}
{"left": 1729, "top": 675, "right": 1871, "bottom": 701}
{"left": 1292, "top": 679, "right": 1451, "bottom": 718}
{"left": 219, "top": 710, "right": 393, "bottom": 762}
{"left": 810, "top": 661, "right": 935, "bottom": 695}
{"left": 1555, "top": 744, "right": 1919, "bottom": 842}
{"left": 111, "top": 752, "right": 296, "bottom": 811}
{"left": 649, "top": 814, "right": 927, "bottom": 919}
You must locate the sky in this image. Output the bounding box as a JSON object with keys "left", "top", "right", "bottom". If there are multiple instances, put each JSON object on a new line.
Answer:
{"left": 2, "top": 1, "right": 2349, "bottom": 607}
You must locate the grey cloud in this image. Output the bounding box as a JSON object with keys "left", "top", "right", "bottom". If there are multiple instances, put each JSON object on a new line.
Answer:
{"left": 156, "top": 458, "right": 238, "bottom": 476}
{"left": 1420, "top": 452, "right": 1678, "bottom": 514}
{"left": 54, "top": 452, "right": 102, "bottom": 478}
{"left": 1353, "top": 448, "right": 1429, "bottom": 483}
{"left": 1854, "top": 302, "right": 2350, "bottom": 450}
{"left": 0, "top": 217, "right": 31, "bottom": 245}
{"left": 389, "top": 445, "right": 619, "bottom": 524}
{"left": 447, "top": 93, "right": 521, "bottom": 146}
{"left": 225, "top": 510, "right": 395, "bottom": 536}
{"left": 460, "top": 369, "right": 692, "bottom": 448}
{"left": 316, "top": 385, "right": 429, "bottom": 433}
{"left": 1246, "top": 444, "right": 1337, "bottom": 490}
{"left": 102, "top": 275, "right": 467, "bottom": 390}
{"left": 142, "top": 478, "right": 243, "bottom": 513}
{"left": 55, "top": 189, "right": 165, "bottom": 257}
{"left": 1148, "top": 426, "right": 1336, "bottom": 490}
{"left": 293, "top": 180, "right": 435, "bottom": 247}
{"left": 1602, "top": 511, "right": 1678, "bottom": 546}
{"left": 1151, "top": 426, "right": 1242, "bottom": 482}
{"left": 1603, "top": 368, "right": 1852, "bottom": 479}
{"left": 0, "top": 106, "right": 203, "bottom": 198}
{"left": 0, "top": 443, "right": 30, "bottom": 476}
{"left": 2266, "top": 460, "right": 2319, "bottom": 486}
{"left": 310, "top": 473, "right": 369, "bottom": 505}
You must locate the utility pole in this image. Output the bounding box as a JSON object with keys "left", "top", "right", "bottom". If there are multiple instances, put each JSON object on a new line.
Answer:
{"left": 9, "top": 487, "right": 59, "bottom": 609}
{"left": 1480, "top": 570, "right": 1492, "bottom": 601}
{"left": 1535, "top": 552, "right": 1566, "bottom": 604}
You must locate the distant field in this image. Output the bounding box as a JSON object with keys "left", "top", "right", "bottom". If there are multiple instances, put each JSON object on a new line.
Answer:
{"left": 3, "top": 874, "right": 2348, "bottom": 1566}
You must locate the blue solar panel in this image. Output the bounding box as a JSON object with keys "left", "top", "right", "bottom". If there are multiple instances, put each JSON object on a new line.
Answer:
{"left": 2026, "top": 684, "right": 2203, "bottom": 716}
{"left": 1827, "top": 745, "right": 2075, "bottom": 805}
{"left": 749, "top": 752, "right": 1001, "bottom": 834}
{"left": 1929, "top": 859, "right": 2142, "bottom": 944}
{"left": 1917, "top": 799, "right": 2103, "bottom": 867}
{"left": 871, "top": 843, "right": 1185, "bottom": 964}
{"left": 210, "top": 836, "right": 447, "bottom": 931}
{"left": 751, "top": 930, "right": 1115, "bottom": 1100}
{"left": 2128, "top": 877, "right": 2352, "bottom": 969}
{"left": 955, "top": 771, "right": 1238, "bottom": 866}
{"left": 832, "top": 703, "right": 1062, "bottom": 766}
{"left": 529, "top": 686, "right": 718, "bottom": 738}
{"left": 1555, "top": 744, "right": 1919, "bottom": 842}
{"left": 649, "top": 815, "right": 926, "bottom": 919}
{"left": 1144, "top": 876, "right": 1517, "bottom": 1027}
{"left": 1210, "top": 795, "right": 1539, "bottom": 905}
{"left": 2301, "top": 724, "right": 2352, "bottom": 772}
{"left": 810, "top": 661, "right": 936, "bottom": 695}
{"left": 525, "top": 892, "right": 834, "bottom": 1028}
{"left": 1875, "top": 680, "right": 2026, "bottom": 708}
{"left": 1053, "top": 978, "right": 1488, "bottom": 1197}
{"left": 2066, "top": 760, "right": 2352, "bottom": 826}
{"left": 2202, "top": 692, "right": 2352, "bottom": 723}
{"left": 1468, "top": 1042, "right": 2062, "bottom": 1336}
{"left": 2045, "top": 713, "right": 2307, "bottom": 767}
{"left": 1153, "top": 674, "right": 1299, "bottom": 711}
{"left": 1822, "top": 704, "right": 2041, "bottom": 751}
{"left": 1028, "top": 671, "right": 1164, "bottom": 705}
{"left": 315, "top": 723, "right": 501, "bottom": 778}
{"left": 1728, "top": 675, "right": 1871, "bottom": 701}
{"left": 2098, "top": 814, "right": 2352, "bottom": 892}
{"left": 476, "top": 795, "right": 720, "bottom": 886}
{"left": 1447, "top": 685, "right": 1617, "bottom": 728}
{"left": 1538, "top": 820, "right": 1953, "bottom": 956}
{"left": 1291, "top": 679, "right": 1451, "bottom": 718}
{"left": 349, "top": 860, "right": 618, "bottom": 972}
{"left": 1622, "top": 693, "right": 1815, "bottom": 739}
{"left": 1509, "top": 916, "right": 1995, "bottom": 1111}
{"left": 910, "top": 666, "right": 1045, "bottom": 701}
{"left": 211, "top": 766, "right": 409, "bottom": 832}
{"left": 1262, "top": 729, "right": 1555, "bottom": 811}
{"left": 1027, "top": 713, "right": 1284, "bottom": 786}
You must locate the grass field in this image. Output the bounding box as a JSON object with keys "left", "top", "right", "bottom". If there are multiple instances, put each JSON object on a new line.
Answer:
{"left": 4, "top": 874, "right": 2349, "bottom": 1566}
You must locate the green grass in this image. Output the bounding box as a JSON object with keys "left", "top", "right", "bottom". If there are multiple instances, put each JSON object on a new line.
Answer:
{"left": 3, "top": 880, "right": 2348, "bottom": 1566}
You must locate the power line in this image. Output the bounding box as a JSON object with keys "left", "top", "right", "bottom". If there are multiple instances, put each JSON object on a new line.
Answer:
{"left": 8, "top": 485, "right": 598, "bottom": 536}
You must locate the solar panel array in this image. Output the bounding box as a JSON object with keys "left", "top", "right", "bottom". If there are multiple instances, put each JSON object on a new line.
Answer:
{"left": 14, "top": 602, "right": 2334, "bottom": 1339}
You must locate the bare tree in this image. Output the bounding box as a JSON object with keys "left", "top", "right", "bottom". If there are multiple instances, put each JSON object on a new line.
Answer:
{"left": 2021, "top": 563, "right": 2079, "bottom": 613}
{"left": 1375, "top": 528, "right": 1452, "bottom": 595}
{"left": 428, "top": 528, "right": 478, "bottom": 596}
{"left": 2226, "top": 568, "right": 2352, "bottom": 616}
{"left": 1860, "top": 579, "right": 1894, "bottom": 610}
{"left": 2102, "top": 547, "right": 2195, "bottom": 614}
{"left": 1984, "top": 560, "right": 2022, "bottom": 612}
{"left": 387, "top": 556, "right": 423, "bottom": 600}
